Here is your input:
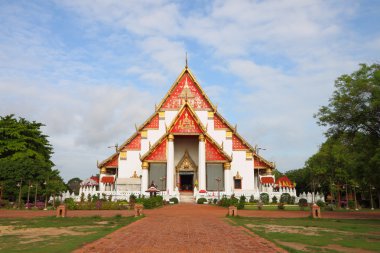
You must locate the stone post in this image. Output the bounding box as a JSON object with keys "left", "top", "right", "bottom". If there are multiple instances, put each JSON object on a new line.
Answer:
{"left": 167, "top": 134, "right": 175, "bottom": 195}
{"left": 198, "top": 134, "right": 206, "bottom": 191}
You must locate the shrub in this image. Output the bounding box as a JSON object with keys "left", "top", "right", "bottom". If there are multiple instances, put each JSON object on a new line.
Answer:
{"left": 197, "top": 197, "right": 207, "bottom": 204}
{"left": 142, "top": 196, "right": 163, "bottom": 209}
{"left": 237, "top": 202, "right": 244, "bottom": 210}
{"left": 239, "top": 195, "right": 246, "bottom": 204}
{"left": 64, "top": 198, "right": 76, "bottom": 210}
{"left": 249, "top": 195, "right": 255, "bottom": 203}
{"left": 260, "top": 193, "right": 269, "bottom": 204}
{"left": 280, "top": 193, "right": 291, "bottom": 204}
{"left": 325, "top": 203, "right": 336, "bottom": 211}
{"left": 272, "top": 196, "right": 278, "bottom": 204}
{"left": 257, "top": 202, "right": 263, "bottom": 210}
{"left": 316, "top": 200, "right": 325, "bottom": 208}
{"left": 213, "top": 198, "right": 218, "bottom": 204}
{"left": 298, "top": 198, "right": 308, "bottom": 210}
{"left": 277, "top": 203, "right": 285, "bottom": 210}
{"left": 290, "top": 196, "right": 296, "bottom": 205}
{"left": 0, "top": 199, "right": 11, "bottom": 209}
{"left": 169, "top": 197, "right": 179, "bottom": 204}
{"left": 348, "top": 200, "right": 355, "bottom": 209}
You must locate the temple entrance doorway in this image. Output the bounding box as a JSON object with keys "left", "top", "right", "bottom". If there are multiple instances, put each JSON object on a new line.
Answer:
{"left": 179, "top": 173, "right": 194, "bottom": 191}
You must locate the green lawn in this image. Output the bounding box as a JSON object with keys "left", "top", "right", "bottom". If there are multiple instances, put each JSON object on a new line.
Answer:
{"left": 0, "top": 215, "right": 141, "bottom": 253}
{"left": 229, "top": 216, "right": 380, "bottom": 252}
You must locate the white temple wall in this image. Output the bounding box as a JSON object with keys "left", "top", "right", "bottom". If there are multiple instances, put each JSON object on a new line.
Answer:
{"left": 231, "top": 151, "right": 255, "bottom": 191}
{"left": 164, "top": 110, "right": 179, "bottom": 127}
{"left": 195, "top": 111, "right": 208, "bottom": 127}
{"left": 118, "top": 150, "right": 142, "bottom": 178}
{"left": 146, "top": 120, "right": 166, "bottom": 146}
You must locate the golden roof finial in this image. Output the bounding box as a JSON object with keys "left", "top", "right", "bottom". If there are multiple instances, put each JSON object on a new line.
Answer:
{"left": 185, "top": 52, "right": 188, "bottom": 68}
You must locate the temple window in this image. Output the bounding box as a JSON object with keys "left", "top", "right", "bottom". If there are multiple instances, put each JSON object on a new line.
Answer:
{"left": 233, "top": 171, "right": 242, "bottom": 189}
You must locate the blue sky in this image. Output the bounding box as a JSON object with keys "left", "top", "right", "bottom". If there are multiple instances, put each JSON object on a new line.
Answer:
{"left": 1, "top": 0, "right": 379, "bottom": 182}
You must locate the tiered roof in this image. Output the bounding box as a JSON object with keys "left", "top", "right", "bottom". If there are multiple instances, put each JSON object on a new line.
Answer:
{"left": 98, "top": 66, "right": 274, "bottom": 169}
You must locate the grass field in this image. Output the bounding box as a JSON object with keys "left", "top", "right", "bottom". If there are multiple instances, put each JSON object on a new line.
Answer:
{"left": 229, "top": 216, "right": 380, "bottom": 252}
{"left": 0, "top": 215, "right": 140, "bottom": 253}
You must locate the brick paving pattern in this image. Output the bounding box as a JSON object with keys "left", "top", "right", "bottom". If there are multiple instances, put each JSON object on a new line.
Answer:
{"left": 74, "top": 204, "right": 286, "bottom": 253}
{"left": 1, "top": 205, "right": 379, "bottom": 253}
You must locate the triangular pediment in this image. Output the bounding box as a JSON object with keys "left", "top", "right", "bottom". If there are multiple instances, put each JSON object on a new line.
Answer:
{"left": 120, "top": 133, "right": 141, "bottom": 151}
{"left": 169, "top": 103, "right": 204, "bottom": 134}
{"left": 99, "top": 153, "right": 118, "bottom": 168}
{"left": 143, "top": 137, "right": 167, "bottom": 162}
{"left": 158, "top": 68, "right": 214, "bottom": 111}
{"left": 176, "top": 150, "right": 197, "bottom": 172}
{"left": 205, "top": 137, "right": 230, "bottom": 162}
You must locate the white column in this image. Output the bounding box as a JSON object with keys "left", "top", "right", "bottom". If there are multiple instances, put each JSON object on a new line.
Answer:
{"left": 224, "top": 163, "right": 231, "bottom": 195}
{"left": 167, "top": 134, "right": 175, "bottom": 195}
{"left": 141, "top": 162, "right": 149, "bottom": 194}
{"left": 198, "top": 134, "right": 206, "bottom": 191}
{"left": 99, "top": 168, "right": 106, "bottom": 192}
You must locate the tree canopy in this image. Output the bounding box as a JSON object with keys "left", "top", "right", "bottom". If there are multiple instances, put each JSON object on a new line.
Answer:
{"left": 0, "top": 114, "right": 66, "bottom": 202}
{"left": 286, "top": 64, "right": 380, "bottom": 207}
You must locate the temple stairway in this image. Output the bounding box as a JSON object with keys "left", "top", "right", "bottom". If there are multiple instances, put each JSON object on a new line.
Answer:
{"left": 180, "top": 192, "right": 195, "bottom": 203}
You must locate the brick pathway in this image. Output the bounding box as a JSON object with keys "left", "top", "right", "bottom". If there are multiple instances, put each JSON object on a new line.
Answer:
{"left": 73, "top": 204, "right": 286, "bottom": 253}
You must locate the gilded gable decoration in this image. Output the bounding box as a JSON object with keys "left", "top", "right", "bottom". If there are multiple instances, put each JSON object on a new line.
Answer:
{"left": 176, "top": 150, "right": 198, "bottom": 172}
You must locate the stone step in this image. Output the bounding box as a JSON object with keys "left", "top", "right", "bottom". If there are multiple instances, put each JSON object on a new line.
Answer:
{"left": 180, "top": 194, "right": 195, "bottom": 203}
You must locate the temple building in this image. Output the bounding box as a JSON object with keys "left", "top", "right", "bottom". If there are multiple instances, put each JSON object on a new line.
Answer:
{"left": 96, "top": 64, "right": 296, "bottom": 201}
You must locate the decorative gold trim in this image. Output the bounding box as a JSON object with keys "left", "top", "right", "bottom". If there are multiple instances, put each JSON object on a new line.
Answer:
{"left": 142, "top": 162, "right": 149, "bottom": 169}
{"left": 246, "top": 151, "right": 253, "bottom": 160}
{"left": 140, "top": 130, "right": 147, "bottom": 139}
{"left": 199, "top": 134, "right": 205, "bottom": 142}
{"left": 120, "top": 151, "right": 127, "bottom": 160}
{"left": 226, "top": 131, "right": 232, "bottom": 139}
{"left": 223, "top": 162, "right": 231, "bottom": 170}
{"left": 175, "top": 150, "right": 198, "bottom": 172}
{"left": 100, "top": 167, "right": 107, "bottom": 174}
{"left": 234, "top": 171, "right": 242, "bottom": 180}
{"left": 168, "top": 134, "right": 174, "bottom": 141}
{"left": 159, "top": 111, "right": 165, "bottom": 119}
{"left": 131, "top": 171, "right": 139, "bottom": 178}
{"left": 155, "top": 67, "right": 216, "bottom": 111}
{"left": 266, "top": 168, "right": 272, "bottom": 175}
{"left": 207, "top": 111, "right": 214, "bottom": 119}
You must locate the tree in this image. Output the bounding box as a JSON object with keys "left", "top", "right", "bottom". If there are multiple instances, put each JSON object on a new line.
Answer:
{"left": 67, "top": 177, "right": 82, "bottom": 195}
{"left": 0, "top": 114, "right": 65, "bottom": 203}
{"left": 315, "top": 63, "right": 380, "bottom": 207}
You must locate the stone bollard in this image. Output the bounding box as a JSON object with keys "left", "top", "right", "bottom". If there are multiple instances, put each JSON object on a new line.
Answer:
{"left": 56, "top": 204, "right": 67, "bottom": 218}
{"left": 228, "top": 206, "right": 237, "bottom": 216}
{"left": 311, "top": 204, "right": 321, "bottom": 218}
{"left": 134, "top": 204, "right": 143, "bottom": 217}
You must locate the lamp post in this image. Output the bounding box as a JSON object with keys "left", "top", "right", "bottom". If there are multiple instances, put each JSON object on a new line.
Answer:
{"left": 160, "top": 177, "right": 166, "bottom": 196}
{"left": 26, "top": 181, "right": 33, "bottom": 209}
{"left": 353, "top": 184, "right": 359, "bottom": 211}
{"left": 43, "top": 180, "right": 48, "bottom": 211}
{"left": 34, "top": 182, "right": 38, "bottom": 208}
{"left": 344, "top": 180, "right": 349, "bottom": 210}
{"left": 370, "top": 185, "right": 375, "bottom": 210}
{"left": 216, "top": 177, "right": 221, "bottom": 201}
{"left": 17, "top": 180, "right": 22, "bottom": 209}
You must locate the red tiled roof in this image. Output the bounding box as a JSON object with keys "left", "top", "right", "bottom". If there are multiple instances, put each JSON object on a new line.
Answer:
{"left": 276, "top": 176, "right": 294, "bottom": 188}
{"left": 260, "top": 176, "right": 274, "bottom": 184}
{"left": 90, "top": 176, "right": 99, "bottom": 184}
{"left": 101, "top": 176, "right": 115, "bottom": 184}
